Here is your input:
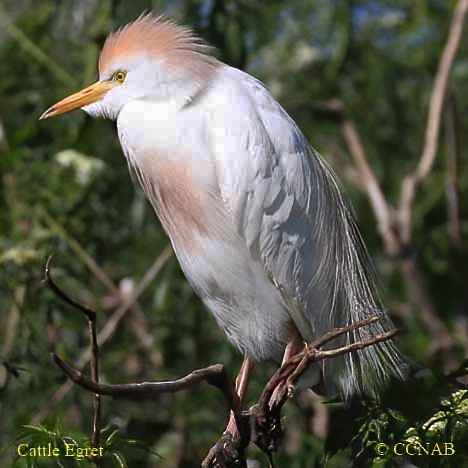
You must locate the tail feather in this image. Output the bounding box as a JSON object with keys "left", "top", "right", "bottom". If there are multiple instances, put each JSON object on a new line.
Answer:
{"left": 309, "top": 154, "right": 406, "bottom": 399}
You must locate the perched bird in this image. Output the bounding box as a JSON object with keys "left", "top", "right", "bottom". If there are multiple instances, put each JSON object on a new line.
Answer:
{"left": 41, "top": 14, "right": 404, "bottom": 400}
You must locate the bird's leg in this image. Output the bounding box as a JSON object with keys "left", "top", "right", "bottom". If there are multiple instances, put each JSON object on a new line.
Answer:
{"left": 225, "top": 357, "right": 254, "bottom": 434}
{"left": 281, "top": 336, "right": 302, "bottom": 366}
{"left": 273, "top": 333, "right": 304, "bottom": 401}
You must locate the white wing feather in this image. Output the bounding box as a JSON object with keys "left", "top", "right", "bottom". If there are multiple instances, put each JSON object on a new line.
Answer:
{"left": 208, "top": 67, "right": 405, "bottom": 398}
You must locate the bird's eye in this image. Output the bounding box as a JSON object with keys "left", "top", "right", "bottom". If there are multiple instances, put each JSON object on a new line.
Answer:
{"left": 112, "top": 71, "right": 127, "bottom": 83}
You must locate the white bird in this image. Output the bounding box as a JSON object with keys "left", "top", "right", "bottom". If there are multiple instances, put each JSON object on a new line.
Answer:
{"left": 41, "top": 14, "right": 404, "bottom": 401}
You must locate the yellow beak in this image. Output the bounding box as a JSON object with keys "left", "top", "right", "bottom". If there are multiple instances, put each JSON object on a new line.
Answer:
{"left": 39, "top": 81, "right": 116, "bottom": 120}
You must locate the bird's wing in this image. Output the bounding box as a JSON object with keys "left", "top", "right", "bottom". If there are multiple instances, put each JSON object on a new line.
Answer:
{"left": 208, "top": 68, "right": 405, "bottom": 398}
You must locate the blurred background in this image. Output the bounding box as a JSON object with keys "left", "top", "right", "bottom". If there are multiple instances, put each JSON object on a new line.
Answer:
{"left": 1, "top": 0, "right": 467, "bottom": 466}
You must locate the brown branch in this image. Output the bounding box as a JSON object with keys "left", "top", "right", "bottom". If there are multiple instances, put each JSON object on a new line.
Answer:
{"left": 53, "top": 354, "right": 236, "bottom": 404}
{"left": 415, "top": 0, "right": 468, "bottom": 181}
{"left": 45, "top": 276, "right": 398, "bottom": 468}
{"left": 202, "top": 319, "right": 399, "bottom": 467}
{"left": 312, "top": 1, "right": 468, "bottom": 361}
{"left": 45, "top": 257, "right": 101, "bottom": 447}
{"left": 399, "top": 0, "right": 468, "bottom": 243}
{"left": 46, "top": 259, "right": 242, "bottom": 461}
{"left": 301, "top": 315, "right": 379, "bottom": 350}
{"left": 31, "top": 247, "right": 173, "bottom": 425}
{"left": 341, "top": 119, "right": 399, "bottom": 256}
{"left": 260, "top": 327, "right": 400, "bottom": 412}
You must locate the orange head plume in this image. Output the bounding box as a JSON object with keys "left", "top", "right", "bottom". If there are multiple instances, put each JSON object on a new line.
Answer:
{"left": 40, "top": 14, "right": 219, "bottom": 120}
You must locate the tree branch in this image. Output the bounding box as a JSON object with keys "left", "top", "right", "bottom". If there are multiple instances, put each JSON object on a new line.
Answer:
{"left": 415, "top": 0, "right": 468, "bottom": 181}
{"left": 399, "top": 0, "right": 468, "bottom": 243}
{"left": 45, "top": 256, "right": 101, "bottom": 447}
{"left": 31, "top": 247, "right": 172, "bottom": 425}
{"left": 311, "top": 1, "right": 468, "bottom": 361}
{"left": 202, "top": 319, "right": 399, "bottom": 467}
{"left": 45, "top": 263, "right": 399, "bottom": 466}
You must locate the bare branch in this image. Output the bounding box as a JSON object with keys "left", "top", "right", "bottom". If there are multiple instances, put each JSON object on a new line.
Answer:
{"left": 40, "top": 208, "right": 119, "bottom": 294}
{"left": 399, "top": 0, "right": 468, "bottom": 242}
{"left": 44, "top": 257, "right": 101, "bottom": 447}
{"left": 44, "top": 256, "right": 96, "bottom": 322}
{"left": 203, "top": 319, "right": 399, "bottom": 466}
{"left": 45, "top": 285, "right": 397, "bottom": 468}
{"left": 415, "top": 0, "right": 468, "bottom": 181}
{"left": 308, "top": 312, "right": 379, "bottom": 350}
{"left": 52, "top": 354, "right": 237, "bottom": 405}
{"left": 47, "top": 257, "right": 241, "bottom": 456}
{"left": 31, "top": 248, "right": 172, "bottom": 425}
{"left": 341, "top": 119, "right": 399, "bottom": 255}
{"left": 314, "top": 99, "right": 401, "bottom": 257}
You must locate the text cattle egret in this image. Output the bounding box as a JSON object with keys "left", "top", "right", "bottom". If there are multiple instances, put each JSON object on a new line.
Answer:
{"left": 41, "top": 14, "right": 404, "bottom": 400}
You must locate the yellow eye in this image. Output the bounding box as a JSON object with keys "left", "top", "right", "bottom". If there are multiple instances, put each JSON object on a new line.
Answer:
{"left": 113, "top": 71, "right": 127, "bottom": 83}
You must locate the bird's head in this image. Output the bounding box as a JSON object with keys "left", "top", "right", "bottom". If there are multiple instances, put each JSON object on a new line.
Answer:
{"left": 40, "top": 14, "right": 219, "bottom": 121}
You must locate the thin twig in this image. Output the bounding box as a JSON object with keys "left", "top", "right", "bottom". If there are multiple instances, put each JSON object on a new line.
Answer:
{"left": 45, "top": 257, "right": 101, "bottom": 447}
{"left": 313, "top": 100, "right": 401, "bottom": 257}
{"left": 45, "top": 257, "right": 96, "bottom": 322}
{"left": 308, "top": 315, "right": 379, "bottom": 350}
{"left": 40, "top": 208, "right": 119, "bottom": 294}
{"left": 31, "top": 248, "right": 173, "bottom": 424}
{"left": 341, "top": 119, "right": 400, "bottom": 256}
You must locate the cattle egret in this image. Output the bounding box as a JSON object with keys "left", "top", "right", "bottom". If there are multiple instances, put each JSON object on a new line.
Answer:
{"left": 41, "top": 14, "right": 404, "bottom": 400}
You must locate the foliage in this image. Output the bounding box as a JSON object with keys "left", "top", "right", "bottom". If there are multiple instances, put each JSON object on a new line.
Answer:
{"left": 8, "top": 423, "right": 160, "bottom": 467}
{"left": 1, "top": 0, "right": 467, "bottom": 466}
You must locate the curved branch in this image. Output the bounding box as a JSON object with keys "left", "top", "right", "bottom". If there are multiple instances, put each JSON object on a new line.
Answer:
{"left": 53, "top": 353, "right": 236, "bottom": 403}
{"left": 415, "top": 0, "right": 468, "bottom": 181}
